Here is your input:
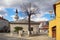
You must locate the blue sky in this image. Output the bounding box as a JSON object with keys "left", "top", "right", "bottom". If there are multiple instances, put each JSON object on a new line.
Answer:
{"left": 0, "top": 0, "right": 57, "bottom": 22}
{"left": 2, "top": 8, "right": 55, "bottom": 22}
{"left": 4, "top": 8, "right": 26, "bottom": 21}
{"left": 4, "top": 8, "right": 15, "bottom": 21}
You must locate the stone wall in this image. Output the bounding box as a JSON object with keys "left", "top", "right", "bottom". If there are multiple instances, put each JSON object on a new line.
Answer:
{"left": 10, "top": 23, "right": 39, "bottom": 34}
{"left": 0, "top": 19, "right": 9, "bottom": 28}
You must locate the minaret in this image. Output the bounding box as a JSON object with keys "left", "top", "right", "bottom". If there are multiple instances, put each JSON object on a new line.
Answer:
{"left": 14, "top": 9, "right": 19, "bottom": 21}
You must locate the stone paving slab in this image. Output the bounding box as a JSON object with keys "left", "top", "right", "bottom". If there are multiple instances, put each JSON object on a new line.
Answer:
{"left": 0, "top": 33, "right": 55, "bottom": 40}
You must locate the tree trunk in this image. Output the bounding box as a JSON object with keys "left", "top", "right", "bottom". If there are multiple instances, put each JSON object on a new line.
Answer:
{"left": 28, "top": 15, "right": 31, "bottom": 35}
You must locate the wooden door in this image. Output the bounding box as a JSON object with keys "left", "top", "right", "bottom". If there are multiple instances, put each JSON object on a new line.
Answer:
{"left": 52, "top": 26, "right": 56, "bottom": 38}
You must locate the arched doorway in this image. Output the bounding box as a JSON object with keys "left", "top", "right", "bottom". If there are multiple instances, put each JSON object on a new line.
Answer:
{"left": 52, "top": 26, "right": 56, "bottom": 38}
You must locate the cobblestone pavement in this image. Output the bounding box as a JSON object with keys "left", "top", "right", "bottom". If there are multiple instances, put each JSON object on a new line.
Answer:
{"left": 30, "top": 35, "right": 55, "bottom": 40}
{"left": 0, "top": 33, "right": 55, "bottom": 40}
{"left": 0, "top": 36, "right": 30, "bottom": 40}
{"left": 0, "top": 33, "right": 30, "bottom": 40}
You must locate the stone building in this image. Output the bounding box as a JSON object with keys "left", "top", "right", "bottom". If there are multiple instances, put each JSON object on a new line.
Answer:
{"left": 10, "top": 19, "right": 40, "bottom": 34}
{"left": 0, "top": 17, "right": 10, "bottom": 32}
{"left": 10, "top": 9, "right": 49, "bottom": 35}
{"left": 39, "top": 21, "right": 49, "bottom": 34}
{"left": 10, "top": 20, "right": 49, "bottom": 35}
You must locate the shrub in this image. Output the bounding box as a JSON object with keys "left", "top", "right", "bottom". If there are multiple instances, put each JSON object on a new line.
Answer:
{"left": 14, "top": 26, "right": 23, "bottom": 33}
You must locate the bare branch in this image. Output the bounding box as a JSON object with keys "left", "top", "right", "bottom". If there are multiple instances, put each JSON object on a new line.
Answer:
{"left": 20, "top": 2, "right": 40, "bottom": 15}
{"left": 20, "top": 2, "right": 41, "bottom": 35}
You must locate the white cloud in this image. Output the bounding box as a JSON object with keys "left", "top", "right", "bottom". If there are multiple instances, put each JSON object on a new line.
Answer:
{"left": 0, "top": 15, "right": 3, "bottom": 17}
{"left": 0, "top": 14, "right": 7, "bottom": 17}
{"left": 31, "top": 13, "right": 49, "bottom": 22}
{"left": 19, "top": 17, "right": 24, "bottom": 20}
{"left": 11, "top": 15, "right": 16, "bottom": 21}
{"left": 31, "top": 11, "right": 45, "bottom": 19}
{"left": 19, "top": 0, "right": 58, "bottom": 13}
{"left": 0, "top": 0, "right": 59, "bottom": 14}
{"left": 0, "top": 0, "right": 58, "bottom": 10}
{"left": 0, "top": 8, "right": 8, "bottom": 17}
{"left": 0, "top": 0, "right": 57, "bottom": 21}
{"left": 31, "top": 17, "right": 48, "bottom": 22}
{"left": 0, "top": 0, "right": 29, "bottom": 8}
{"left": 11, "top": 15, "right": 25, "bottom": 21}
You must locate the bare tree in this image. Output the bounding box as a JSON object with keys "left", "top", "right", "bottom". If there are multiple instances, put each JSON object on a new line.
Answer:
{"left": 20, "top": 2, "right": 40, "bottom": 35}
